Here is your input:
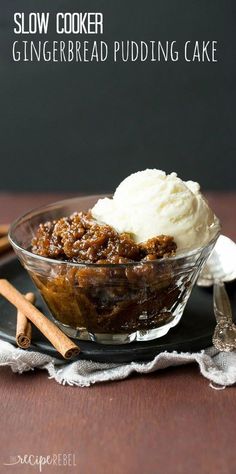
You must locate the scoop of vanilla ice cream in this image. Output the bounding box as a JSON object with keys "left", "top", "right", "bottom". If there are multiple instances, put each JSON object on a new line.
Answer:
{"left": 91, "top": 169, "right": 219, "bottom": 252}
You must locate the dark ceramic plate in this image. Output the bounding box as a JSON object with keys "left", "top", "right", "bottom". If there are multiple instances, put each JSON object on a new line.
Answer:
{"left": 0, "top": 255, "right": 236, "bottom": 363}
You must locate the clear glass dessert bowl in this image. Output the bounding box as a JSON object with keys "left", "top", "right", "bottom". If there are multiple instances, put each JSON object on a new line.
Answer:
{"left": 9, "top": 195, "right": 221, "bottom": 344}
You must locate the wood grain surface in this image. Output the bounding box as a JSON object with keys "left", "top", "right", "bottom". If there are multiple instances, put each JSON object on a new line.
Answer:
{"left": 0, "top": 192, "right": 236, "bottom": 474}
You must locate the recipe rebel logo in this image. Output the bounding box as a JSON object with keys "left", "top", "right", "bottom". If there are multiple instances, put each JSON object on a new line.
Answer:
{"left": 3, "top": 453, "right": 77, "bottom": 471}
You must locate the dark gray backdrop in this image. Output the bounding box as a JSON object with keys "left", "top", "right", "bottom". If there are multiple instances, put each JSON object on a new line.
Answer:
{"left": 0, "top": 0, "right": 235, "bottom": 192}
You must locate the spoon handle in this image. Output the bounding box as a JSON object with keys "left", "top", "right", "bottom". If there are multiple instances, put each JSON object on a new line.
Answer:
{"left": 213, "top": 281, "right": 233, "bottom": 324}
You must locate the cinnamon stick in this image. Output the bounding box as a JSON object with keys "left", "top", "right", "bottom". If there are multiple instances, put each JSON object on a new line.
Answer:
{"left": 0, "top": 224, "right": 9, "bottom": 236}
{"left": 0, "top": 279, "right": 80, "bottom": 359}
{"left": 16, "top": 292, "right": 35, "bottom": 349}
{"left": 0, "top": 236, "right": 11, "bottom": 254}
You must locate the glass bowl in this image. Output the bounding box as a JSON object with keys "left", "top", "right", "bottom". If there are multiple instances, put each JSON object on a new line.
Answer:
{"left": 9, "top": 195, "right": 220, "bottom": 344}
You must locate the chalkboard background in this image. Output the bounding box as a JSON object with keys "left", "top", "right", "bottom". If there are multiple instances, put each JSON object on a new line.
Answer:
{"left": 0, "top": 0, "right": 235, "bottom": 192}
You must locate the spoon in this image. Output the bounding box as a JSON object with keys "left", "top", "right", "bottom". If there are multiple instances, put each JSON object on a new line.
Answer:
{"left": 197, "top": 235, "right": 236, "bottom": 352}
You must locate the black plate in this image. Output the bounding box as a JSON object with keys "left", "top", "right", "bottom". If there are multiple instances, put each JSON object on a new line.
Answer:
{"left": 0, "top": 256, "right": 236, "bottom": 363}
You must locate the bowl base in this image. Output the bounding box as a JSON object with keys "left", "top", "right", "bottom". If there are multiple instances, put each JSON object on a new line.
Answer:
{"left": 55, "top": 312, "right": 183, "bottom": 344}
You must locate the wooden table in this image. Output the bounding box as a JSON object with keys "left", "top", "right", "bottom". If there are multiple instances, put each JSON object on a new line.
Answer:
{"left": 0, "top": 192, "right": 236, "bottom": 474}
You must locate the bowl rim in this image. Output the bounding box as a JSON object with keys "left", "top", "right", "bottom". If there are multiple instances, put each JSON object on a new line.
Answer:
{"left": 9, "top": 195, "right": 221, "bottom": 268}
